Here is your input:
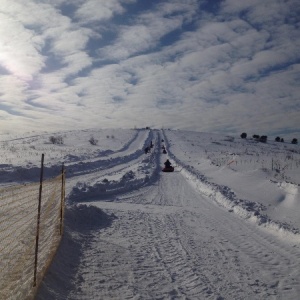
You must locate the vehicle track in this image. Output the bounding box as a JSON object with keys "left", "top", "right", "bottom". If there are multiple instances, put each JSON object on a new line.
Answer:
{"left": 49, "top": 131, "right": 300, "bottom": 300}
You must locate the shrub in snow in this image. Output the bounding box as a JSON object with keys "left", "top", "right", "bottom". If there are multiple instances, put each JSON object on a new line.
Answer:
{"left": 49, "top": 135, "right": 64, "bottom": 144}
{"left": 275, "top": 137, "right": 281, "bottom": 142}
{"left": 240, "top": 132, "right": 247, "bottom": 139}
{"left": 291, "top": 138, "right": 298, "bottom": 144}
{"left": 89, "top": 136, "right": 98, "bottom": 145}
{"left": 259, "top": 136, "right": 267, "bottom": 143}
{"left": 121, "top": 170, "right": 135, "bottom": 181}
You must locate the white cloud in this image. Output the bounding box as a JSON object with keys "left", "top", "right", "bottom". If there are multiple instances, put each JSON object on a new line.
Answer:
{"left": 98, "top": 1, "right": 199, "bottom": 60}
{"left": 62, "top": 52, "right": 93, "bottom": 75}
{"left": 46, "top": 27, "right": 91, "bottom": 55}
{"left": 74, "top": 0, "right": 125, "bottom": 23}
{"left": 0, "top": 75, "right": 29, "bottom": 104}
{"left": 0, "top": 14, "right": 45, "bottom": 80}
{"left": 0, "top": 0, "right": 299, "bottom": 138}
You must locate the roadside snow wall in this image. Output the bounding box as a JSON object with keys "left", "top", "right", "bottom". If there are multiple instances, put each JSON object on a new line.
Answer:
{"left": 0, "top": 172, "right": 66, "bottom": 300}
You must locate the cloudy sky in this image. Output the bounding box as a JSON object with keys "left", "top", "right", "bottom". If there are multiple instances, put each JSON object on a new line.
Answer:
{"left": 0, "top": 0, "right": 299, "bottom": 138}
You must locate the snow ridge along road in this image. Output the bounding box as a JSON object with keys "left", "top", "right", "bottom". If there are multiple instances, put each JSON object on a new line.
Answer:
{"left": 36, "top": 130, "right": 300, "bottom": 300}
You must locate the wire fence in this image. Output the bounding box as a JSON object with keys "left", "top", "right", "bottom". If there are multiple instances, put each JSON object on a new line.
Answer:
{"left": 0, "top": 156, "right": 65, "bottom": 300}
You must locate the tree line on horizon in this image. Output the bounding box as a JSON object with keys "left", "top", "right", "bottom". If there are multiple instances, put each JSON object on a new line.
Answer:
{"left": 240, "top": 133, "right": 298, "bottom": 144}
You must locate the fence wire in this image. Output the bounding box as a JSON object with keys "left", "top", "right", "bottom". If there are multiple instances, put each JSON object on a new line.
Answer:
{"left": 0, "top": 173, "right": 65, "bottom": 300}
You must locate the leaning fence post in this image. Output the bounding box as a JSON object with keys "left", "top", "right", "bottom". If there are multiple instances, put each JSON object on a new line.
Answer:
{"left": 60, "top": 163, "right": 65, "bottom": 235}
{"left": 33, "top": 153, "right": 44, "bottom": 287}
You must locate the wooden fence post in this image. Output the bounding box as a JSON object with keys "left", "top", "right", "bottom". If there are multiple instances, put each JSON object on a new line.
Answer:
{"left": 33, "top": 153, "right": 44, "bottom": 287}
{"left": 60, "top": 163, "right": 65, "bottom": 236}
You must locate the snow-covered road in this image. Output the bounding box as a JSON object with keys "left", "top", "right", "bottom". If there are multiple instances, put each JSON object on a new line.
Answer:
{"left": 63, "top": 169, "right": 299, "bottom": 299}
{"left": 35, "top": 130, "right": 300, "bottom": 300}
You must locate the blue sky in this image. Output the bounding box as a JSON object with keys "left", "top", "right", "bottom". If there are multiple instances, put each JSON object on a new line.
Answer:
{"left": 0, "top": 0, "right": 299, "bottom": 139}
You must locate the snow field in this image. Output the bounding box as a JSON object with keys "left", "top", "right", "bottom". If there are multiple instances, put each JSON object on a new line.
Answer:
{"left": 0, "top": 128, "right": 299, "bottom": 299}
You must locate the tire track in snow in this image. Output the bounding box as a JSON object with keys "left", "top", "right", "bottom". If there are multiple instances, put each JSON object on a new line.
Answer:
{"left": 67, "top": 130, "right": 153, "bottom": 178}
{"left": 66, "top": 130, "right": 161, "bottom": 203}
{"left": 77, "top": 166, "right": 300, "bottom": 299}
{"left": 39, "top": 130, "right": 300, "bottom": 299}
{"left": 176, "top": 178, "right": 300, "bottom": 299}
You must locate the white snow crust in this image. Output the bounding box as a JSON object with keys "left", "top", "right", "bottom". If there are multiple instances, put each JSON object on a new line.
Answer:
{"left": 1, "top": 128, "right": 299, "bottom": 299}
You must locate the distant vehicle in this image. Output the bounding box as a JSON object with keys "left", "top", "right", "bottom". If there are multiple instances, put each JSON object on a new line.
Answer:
{"left": 162, "top": 166, "right": 174, "bottom": 172}
{"left": 162, "top": 159, "right": 174, "bottom": 172}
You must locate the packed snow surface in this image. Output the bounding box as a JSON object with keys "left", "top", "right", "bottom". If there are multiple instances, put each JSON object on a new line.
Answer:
{"left": 1, "top": 128, "right": 300, "bottom": 299}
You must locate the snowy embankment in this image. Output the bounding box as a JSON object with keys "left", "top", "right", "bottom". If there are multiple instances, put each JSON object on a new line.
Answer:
{"left": 0, "top": 128, "right": 148, "bottom": 184}
{"left": 163, "top": 130, "right": 300, "bottom": 239}
{"left": 67, "top": 129, "right": 160, "bottom": 203}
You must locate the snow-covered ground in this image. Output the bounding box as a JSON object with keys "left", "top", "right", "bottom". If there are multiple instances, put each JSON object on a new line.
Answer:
{"left": 1, "top": 128, "right": 299, "bottom": 299}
